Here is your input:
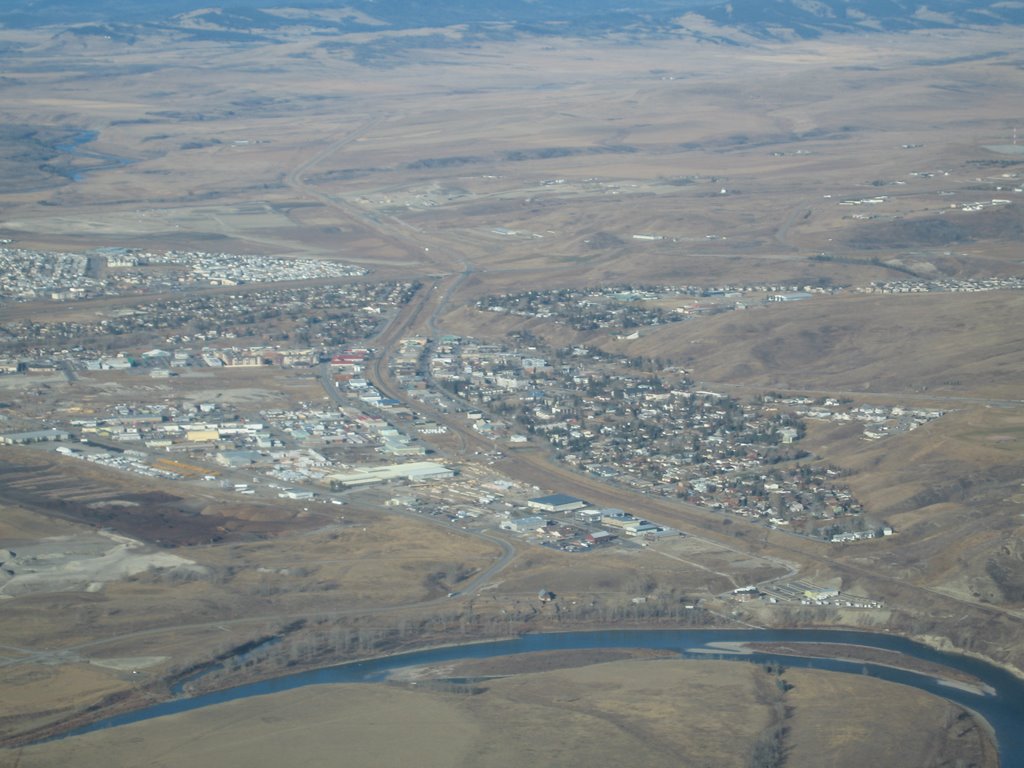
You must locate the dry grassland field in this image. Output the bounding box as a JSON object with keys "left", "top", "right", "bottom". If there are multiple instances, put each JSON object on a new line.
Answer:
{"left": 0, "top": 2, "right": 1022, "bottom": 765}
{"left": 12, "top": 658, "right": 995, "bottom": 768}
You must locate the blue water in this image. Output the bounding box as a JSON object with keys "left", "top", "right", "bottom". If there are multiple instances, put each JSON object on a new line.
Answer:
{"left": 169, "top": 636, "right": 283, "bottom": 695}
{"left": 54, "top": 130, "right": 133, "bottom": 181}
{"left": 55, "top": 629, "right": 1024, "bottom": 765}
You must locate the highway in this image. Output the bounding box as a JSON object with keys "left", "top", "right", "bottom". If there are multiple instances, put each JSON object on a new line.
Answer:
{"left": 72, "top": 113, "right": 1016, "bottom": 672}
{"left": 310, "top": 239, "right": 1024, "bottom": 641}
{"left": 5, "top": 114, "right": 1019, "bottom": 725}
{"left": 314, "top": 250, "right": 804, "bottom": 598}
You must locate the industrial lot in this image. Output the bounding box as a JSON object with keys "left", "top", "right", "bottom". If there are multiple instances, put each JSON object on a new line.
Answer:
{"left": 2, "top": 287, "right": 939, "bottom": 546}
{"left": 0, "top": 6, "right": 1021, "bottom": 764}
{"left": 0, "top": 301, "right": 901, "bottom": 616}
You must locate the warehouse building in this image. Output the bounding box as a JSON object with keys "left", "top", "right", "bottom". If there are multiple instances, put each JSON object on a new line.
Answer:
{"left": 328, "top": 461, "right": 454, "bottom": 490}
{"left": 527, "top": 493, "right": 588, "bottom": 513}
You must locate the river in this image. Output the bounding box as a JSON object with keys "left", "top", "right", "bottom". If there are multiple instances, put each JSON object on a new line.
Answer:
{"left": 56, "top": 629, "right": 1024, "bottom": 765}
{"left": 53, "top": 130, "right": 135, "bottom": 181}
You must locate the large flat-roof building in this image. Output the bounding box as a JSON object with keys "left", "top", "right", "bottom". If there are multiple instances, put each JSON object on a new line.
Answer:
{"left": 500, "top": 515, "right": 548, "bottom": 533}
{"left": 328, "top": 461, "right": 454, "bottom": 490}
{"left": 527, "top": 493, "right": 588, "bottom": 513}
{"left": 1, "top": 429, "right": 71, "bottom": 445}
{"left": 768, "top": 292, "right": 812, "bottom": 302}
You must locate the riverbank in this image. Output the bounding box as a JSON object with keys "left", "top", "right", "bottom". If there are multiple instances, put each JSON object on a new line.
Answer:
{"left": 744, "top": 641, "right": 992, "bottom": 692}
{"left": 386, "top": 647, "right": 680, "bottom": 682}
{"left": 9, "top": 654, "right": 997, "bottom": 768}
{"left": 915, "top": 631, "right": 1024, "bottom": 684}
{"left": 17, "top": 627, "right": 1020, "bottom": 765}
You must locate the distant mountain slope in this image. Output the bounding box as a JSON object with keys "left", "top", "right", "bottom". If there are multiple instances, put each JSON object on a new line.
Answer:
{"left": 0, "top": 0, "right": 684, "bottom": 29}
{"left": 697, "top": 0, "right": 1024, "bottom": 38}
{"left": 2, "top": 0, "right": 1023, "bottom": 39}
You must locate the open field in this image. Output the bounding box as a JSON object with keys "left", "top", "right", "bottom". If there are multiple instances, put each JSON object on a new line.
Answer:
{"left": 0, "top": 440, "right": 791, "bottom": 743}
{"left": 2, "top": 27, "right": 1024, "bottom": 281}
{"left": 0, "top": 456, "right": 506, "bottom": 743}
{"left": 6, "top": 658, "right": 995, "bottom": 768}
{"left": 0, "top": 9, "right": 1022, "bottom": 762}
{"left": 609, "top": 291, "right": 1024, "bottom": 400}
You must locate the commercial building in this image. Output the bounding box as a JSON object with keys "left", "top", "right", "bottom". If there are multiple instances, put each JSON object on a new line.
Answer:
{"left": 527, "top": 493, "right": 588, "bottom": 513}
{"left": 768, "top": 292, "right": 812, "bottom": 302}
{"left": 327, "top": 461, "right": 454, "bottom": 490}
{"left": 1, "top": 429, "right": 72, "bottom": 445}
{"left": 500, "top": 515, "right": 549, "bottom": 533}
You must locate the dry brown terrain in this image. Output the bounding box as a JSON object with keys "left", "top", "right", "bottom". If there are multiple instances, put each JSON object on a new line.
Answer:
{"left": 614, "top": 292, "right": 1024, "bottom": 400}
{"left": 0, "top": 454, "right": 504, "bottom": 743}
{"left": 6, "top": 658, "right": 994, "bottom": 768}
{"left": 2, "top": 26, "right": 1023, "bottom": 280}
{"left": 0, "top": 11, "right": 1022, "bottom": 763}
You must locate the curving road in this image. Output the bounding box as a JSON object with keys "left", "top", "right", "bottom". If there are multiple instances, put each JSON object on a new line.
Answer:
{"left": 329, "top": 240, "right": 1024, "bottom": 641}
{"left": 21, "top": 114, "right": 1016, "bottom": 679}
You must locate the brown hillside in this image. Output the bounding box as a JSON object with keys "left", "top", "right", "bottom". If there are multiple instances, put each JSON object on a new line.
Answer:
{"left": 615, "top": 291, "right": 1024, "bottom": 399}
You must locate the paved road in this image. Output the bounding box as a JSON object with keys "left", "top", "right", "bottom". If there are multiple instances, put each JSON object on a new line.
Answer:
{"left": 220, "top": 112, "right": 1024, "bottom": 680}
{"left": 331, "top": 248, "right": 1024, "bottom": 638}
{"left": 19, "top": 114, "right": 1020, "bottom": 673}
